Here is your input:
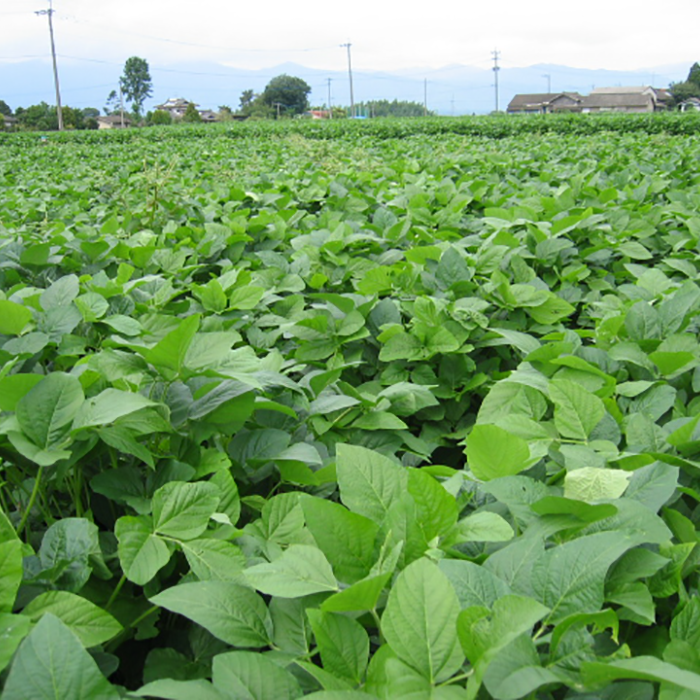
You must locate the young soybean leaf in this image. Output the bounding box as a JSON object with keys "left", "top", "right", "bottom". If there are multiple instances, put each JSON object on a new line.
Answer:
{"left": 582, "top": 657, "right": 700, "bottom": 693}
{"left": 336, "top": 444, "right": 407, "bottom": 523}
{"left": 466, "top": 424, "right": 532, "bottom": 481}
{"left": 548, "top": 379, "right": 605, "bottom": 441}
{"left": 152, "top": 481, "right": 221, "bottom": 540}
{"left": 72, "top": 389, "right": 157, "bottom": 430}
{"left": 302, "top": 496, "right": 379, "bottom": 584}
{"left": 212, "top": 651, "right": 302, "bottom": 700}
{"left": 307, "top": 609, "right": 370, "bottom": 684}
{"left": 2, "top": 613, "right": 119, "bottom": 700}
{"left": 151, "top": 582, "right": 272, "bottom": 648}
{"left": 531, "top": 532, "right": 634, "bottom": 625}
{"left": 0, "top": 539, "right": 22, "bottom": 613}
{"left": 244, "top": 544, "right": 338, "bottom": 598}
{"left": 564, "top": 467, "right": 632, "bottom": 502}
{"left": 181, "top": 539, "right": 246, "bottom": 581}
{"left": 0, "top": 613, "right": 31, "bottom": 673}
{"left": 142, "top": 314, "right": 200, "bottom": 376}
{"left": 0, "top": 300, "right": 32, "bottom": 335}
{"left": 22, "top": 590, "right": 123, "bottom": 647}
{"left": 134, "top": 679, "right": 225, "bottom": 700}
{"left": 381, "top": 557, "right": 463, "bottom": 683}
{"left": 116, "top": 515, "right": 171, "bottom": 585}
{"left": 15, "top": 372, "right": 84, "bottom": 450}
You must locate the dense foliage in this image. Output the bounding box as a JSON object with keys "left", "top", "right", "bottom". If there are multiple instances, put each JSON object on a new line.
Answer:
{"left": 2, "top": 120, "right": 700, "bottom": 698}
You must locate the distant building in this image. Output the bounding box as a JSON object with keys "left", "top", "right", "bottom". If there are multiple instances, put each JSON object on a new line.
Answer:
{"left": 306, "top": 110, "right": 331, "bottom": 120}
{"left": 2, "top": 115, "right": 17, "bottom": 130}
{"left": 155, "top": 98, "right": 193, "bottom": 118}
{"left": 508, "top": 86, "right": 671, "bottom": 115}
{"left": 198, "top": 110, "right": 218, "bottom": 123}
{"left": 96, "top": 115, "right": 131, "bottom": 129}
{"left": 679, "top": 97, "right": 700, "bottom": 112}
{"left": 507, "top": 93, "right": 583, "bottom": 114}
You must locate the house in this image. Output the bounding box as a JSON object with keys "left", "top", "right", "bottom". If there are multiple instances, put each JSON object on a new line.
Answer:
{"left": 2, "top": 115, "right": 17, "bottom": 130}
{"left": 96, "top": 115, "right": 131, "bottom": 129}
{"left": 679, "top": 97, "right": 700, "bottom": 112}
{"left": 507, "top": 93, "right": 583, "bottom": 114}
{"left": 198, "top": 110, "right": 218, "bottom": 123}
{"left": 580, "top": 86, "right": 666, "bottom": 113}
{"left": 155, "top": 98, "right": 194, "bottom": 118}
{"left": 307, "top": 109, "right": 331, "bottom": 120}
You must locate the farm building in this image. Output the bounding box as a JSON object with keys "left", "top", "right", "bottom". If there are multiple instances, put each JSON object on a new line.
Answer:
{"left": 96, "top": 115, "right": 131, "bottom": 129}
{"left": 507, "top": 93, "right": 583, "bottom": 114}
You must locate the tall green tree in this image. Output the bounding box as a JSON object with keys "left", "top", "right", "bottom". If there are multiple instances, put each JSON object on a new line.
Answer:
{"left": 687, "top": 62, "right": 700, "bottom": 87}
{"left": 261, "top": 75, "right": 311, "bottom": 117}
{"left": 120, "top": 57, "right": 153, "bottom": 118}
{"left": 0, "top": 100, "right": 11, "bottom": 117}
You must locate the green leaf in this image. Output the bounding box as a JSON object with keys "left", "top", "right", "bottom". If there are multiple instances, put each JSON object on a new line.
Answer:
{"left": 244, "top": 544, "right": 339, "bottom": 598}
{"left": 307, "top": 609, "right": 370, "bottom": 684}
{"left": 116, "top": 515, "right": 171, "bottom": 585}
{"left": 15, "top": 372, "right": 84, "bottom": 449}
{"left": 2, "top": 613, "right": 118, "bottom": 700}
{"left": 0, "top": 613, "right": 31, "bottom": 673}
{"left": 143, "top": 314, "right": 200, "bottom": 375}
{"left": 408, "top": 468, "right": 459, "bottom": 541}
{"left": 134, "top": 679, "right": 225, "bottom": 700}
{"left": 0, "top": 539, "right": 22, "bottom": 613}
{"left": 302, "top": 496, "right": 379, "bottom": 584}
{"left": 564, "top": 467, "right": 632, "bottom": 502}
{"left": 72, "top": 389, "right": 157, "bottom": 429}
{"left": 40, "top": 275, "right": 80, "bottom": 310}
{"left": 22, "top": 591, "right": 122, "bottom": 647}
{"left": 212, "top": 651, "right": 302, "bottom": 700}
{"left": 439, "top": 559, "right": 512, "bottom": 609}
{"left": 336, "top": 444, "right": 407, "bottom": 524}
{"left": 381, "top": 558, "right": 464, "bottom": 683}
{"left": 582, "top": 657, "right": 700, "bottom": 692}
{"left": 181, "top": 539, "right": 246, "bottom": 581}
{"left": 549, "top": 378, "right": 605, "bottom": 440}
{"left": 0, "top": 300, "right": 32, "bottom": 335}
{"left": 229, "top": 286, "right": 265, "bottom": 310}
{"left": 457, "top": 512, "right": 514, "bottom": 543}
{"left": 0, "top": 374, "right": 44, "bottom": 411}
{"left": 532, "top": 532, "right": 634, "bottom": 625}
{"left": 150, "top": 581, "right": 272, "bottom": 648}
{"left": 152, "top": 481, "right": 220, "bottom": 540}
{"left": 321, "top": 573, "right": 393, "bottom": 613}
{"left": 466, "top": 424, "right": 531, "bottom": 481}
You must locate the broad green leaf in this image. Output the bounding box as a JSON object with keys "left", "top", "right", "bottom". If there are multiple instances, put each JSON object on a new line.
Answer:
{"left": 2, "top": 613, "right": 118, "bottom": 700}
{"left": 381, "top": 557, "right": 464, "bottom": 683}
{"left": 408, "top": 468, "right": 459, "bottom": 541}
{"left": 15, "top": 372, "right": 84, "bottom": 449}
{"left": 308, "top": 609, "right": 370, "bottom": 684}
{"left": 181, "top": 539, "right": 246, "bottom": 581}
{"left": 549, "top": 378, "right": 605, "bottom": 440}
{"left": 143, "top": 314, "right": 200, "bottom": 375}
{"left": 0, "top": 300, "right": 32, "bottom": 335}
{"left": 40, "top": 275, "right": 80, "bottom": 310}
{"left": 582, "top": 657, "right": 700, "bottom": 693}
{"left": 531, "top": 532, "right": 634, "bottom": 625}
{"left": 336, "top": 444, "right": 407, "bottom": 523}
{"left": 269, "top": 597, "right": 310, "bottom": 655}
{"left": 116, "top": 515, "right": 171, "bottom": 585}
{"left": 321, "top": 573, "right": 393, "bottom": 613}
{"left": 151, "top": 582, "right": 272, "bottom": 648}
{"left": 0, "top": 612, "right": 31, "bottom": 673}
{"left": 439, "top": 559, "right": 512, "bottom": 609}
{"left": 72, "top": 389, "right": 157, "bottom": 430}
{"left": 0, "top": 374, "right": 44, "bottom": 411}
{"left": 134, "top": 679, "right": 225, "bottom": 700}
{"left": 152, "top": 481, "right": 221, "bottom": 540}
{"left": 244, "top": 544, "right": 338, "bottom": 598}
{"left": 457, "top": 512, "right": 514, "bottom": 543}
{"left": 0, "top": 539, "right": 22, "bottom": 613}
{"left": 564, "top": 467, "right": 632, "bottom": 502}
{"left": 671, "top": 598, "right": 700, "bottom": 646}
{"left": 22, "top": 591, "right": 122, "bottom": 647}
{"left": 466, "top": 424, "right": 531, "bottom": 481}
{"left": 212, "top": 651, "right": 302, "bottom": 700}
{"left": 302, "top": 496, "right": 379, "bottom": 584}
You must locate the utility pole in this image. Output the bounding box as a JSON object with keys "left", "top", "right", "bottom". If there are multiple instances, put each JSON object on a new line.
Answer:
{"left": 340, "top": 42, "right": 355, "bottom": 118}
{"left": 327, "top": 78, "right": 332, "bottom": 119}
{"left": 491, "top": 49, "right": 501, "bottom": 113}
{"left": 119, "top": 84, "right": 125, "bottom": 128}
{"left": 543, "top": 73, "right": 551, "bottom": 93}
{"left": 273, "top": 102, "right": 283, "bottom": 119}
{"left": 35, "top": 0, "right": 63, "bottom": 130}
{"left": 424, "top": 78, "right": 428, "bottom": 117}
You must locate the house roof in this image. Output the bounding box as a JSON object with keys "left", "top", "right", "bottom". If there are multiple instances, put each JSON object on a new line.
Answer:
{"left": 581, "top": 93, "right": 654, "bottom": 109}
{"left": 507, "top": 92, "right": 582, "bottom": 109}
{"left": 97, "top": 115, "right": 131, "bottom": 124}
{"left": 590, "top": 86, "right": 653, "bottom": 95}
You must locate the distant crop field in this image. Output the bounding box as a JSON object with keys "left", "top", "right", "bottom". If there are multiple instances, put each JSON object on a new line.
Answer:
{"left": 2, "top": 121, "right": 700, "bottom": 698}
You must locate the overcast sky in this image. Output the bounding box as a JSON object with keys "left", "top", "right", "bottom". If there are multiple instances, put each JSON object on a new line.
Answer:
{"left": 1, "top": 0, "right": 697, "bottom": 76}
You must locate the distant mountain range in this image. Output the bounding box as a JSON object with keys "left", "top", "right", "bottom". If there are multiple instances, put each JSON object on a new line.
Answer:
{"left": 0, "top": 59, "right": 690, "bottom": 116}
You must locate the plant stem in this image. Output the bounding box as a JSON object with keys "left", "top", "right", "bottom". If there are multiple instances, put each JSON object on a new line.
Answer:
{"left": 17, "top": 465, "right": 44, "bottom": 539}
{"left": 106, "top": 574, "right": 126, "bottom": 610}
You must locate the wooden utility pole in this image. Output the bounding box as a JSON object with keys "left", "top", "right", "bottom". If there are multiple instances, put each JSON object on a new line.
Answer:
{"left": 35, "top": 0, "right": 63, "bottom": 130}
{"left": 424, "top": 78, "right": 428, "bottom": 117}
{"left": 119, "top": 85, "right": 125, "bottom": 128}
{"left": 340, "top": 43, "right": 355, "bottom": 118}
{"left": 543, "top": 73, "right": 551, "bottom": 93}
